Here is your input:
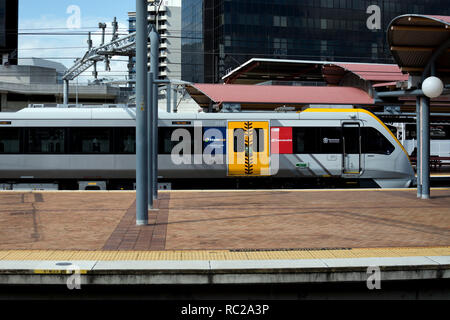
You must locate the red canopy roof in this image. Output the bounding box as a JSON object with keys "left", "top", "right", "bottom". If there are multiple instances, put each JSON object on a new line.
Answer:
{"left": 187, "top": 84, "right": 374, "bottom": 108}
{"left": 427, "top": 15, "right": 450, "bottom": 24}
{"left": 331, "top": 63, "right": 409, "bottom": 82}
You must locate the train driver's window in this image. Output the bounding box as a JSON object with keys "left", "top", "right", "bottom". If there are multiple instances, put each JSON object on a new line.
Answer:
{"left": 362, "top": 127, "right": 395, "bottom": 155}
{"left": 0, "top": 128, "right": 20, "bottom": 153}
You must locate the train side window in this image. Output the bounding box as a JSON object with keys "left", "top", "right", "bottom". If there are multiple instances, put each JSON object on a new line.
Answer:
{"left": 159, "top": 127, "right": 195, "bottom": 155}
{"left": 69, "top": 128, "right": 111, "bottom": 153}
{"left": 342, "top": 126, "right": 360, "bottom": 154}
{"left": 0, "top": 128, "right": 21, "bottom": 153}
{"left": 25, "top": 128, "right": 66, "bottom": 153}
{"left": 159, "top": 127, "right": 177, "bottom": 154}
{"left": 292, "top": 127, "right": 319, "bottom": 153}
{"left": 252, "top": 129, "right": 265, "bottom": 152}
{"left": 233, "top": 129, "right": 245, "bottom": 152}
{"left": 320, "top": 127, "right": 342, "bottom": 153}
{"left": 115, "top": 127, "right": 136, "bottom": 154}
{"left": 405, "top": 124, "right": 416, "bottom": 139}
{"left": 430, "top": 125, "right": 450, "bottom": 140}
{"left": 362, "top": 127, "right": 395, "bottom": 155}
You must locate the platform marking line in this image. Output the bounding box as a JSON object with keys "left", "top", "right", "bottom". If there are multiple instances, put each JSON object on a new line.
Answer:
{"left": 0, "top": 247, "right": 449, "bottom": 261}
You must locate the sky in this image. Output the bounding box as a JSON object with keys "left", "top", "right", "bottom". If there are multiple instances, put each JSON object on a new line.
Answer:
{"left": 18, "top": 0, "right": 137, "bottom": 82}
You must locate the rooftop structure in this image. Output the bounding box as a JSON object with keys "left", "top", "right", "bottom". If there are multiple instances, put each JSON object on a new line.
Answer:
{"left": 128, "top": 0, "right": 182, "bottom": 83}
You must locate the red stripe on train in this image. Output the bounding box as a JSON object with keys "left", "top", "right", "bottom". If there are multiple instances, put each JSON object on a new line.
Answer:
{"left": 270, "top": 127, "right": 293, "bottom": 154}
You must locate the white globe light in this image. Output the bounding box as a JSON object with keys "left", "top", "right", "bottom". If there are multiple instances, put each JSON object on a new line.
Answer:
{"left": 422, "top": 76, "right": 444, "bottom": 98}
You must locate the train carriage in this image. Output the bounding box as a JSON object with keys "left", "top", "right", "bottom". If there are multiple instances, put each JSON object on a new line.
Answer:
{"left": 0, "top": 107, "right": 414, "bottom": 190}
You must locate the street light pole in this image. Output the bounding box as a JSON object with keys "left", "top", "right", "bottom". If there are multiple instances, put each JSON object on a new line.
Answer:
{"left": 150, "top": 28, "right": 160, "bottom": 201}
{"left": 136, "top": 0, "right": 149, "bottom": 225}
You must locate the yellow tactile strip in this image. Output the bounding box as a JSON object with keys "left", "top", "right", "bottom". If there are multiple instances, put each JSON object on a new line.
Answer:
{"left": 0, "top": 247, "right": 449, "bottom": 261}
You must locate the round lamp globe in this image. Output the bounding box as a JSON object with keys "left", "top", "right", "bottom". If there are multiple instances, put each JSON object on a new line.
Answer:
{"left": 422, "top": 76, "right": 444, "bottom": 98}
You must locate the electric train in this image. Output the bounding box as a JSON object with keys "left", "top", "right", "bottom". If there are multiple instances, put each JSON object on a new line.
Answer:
{"left": 0, "top": 107, "right": 414, "bottom": 190}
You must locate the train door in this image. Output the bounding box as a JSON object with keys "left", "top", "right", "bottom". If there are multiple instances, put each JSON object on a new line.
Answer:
{"left": 342, "top": 122, "right": 364, "bottom": 176}
{"left": 227, "top": 121, "right": 270, "bottom": 176}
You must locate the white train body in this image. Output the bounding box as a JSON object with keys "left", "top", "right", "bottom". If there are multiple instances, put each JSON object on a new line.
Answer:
{"left": 0, "top": 107, "right": 414, "bottom": 189}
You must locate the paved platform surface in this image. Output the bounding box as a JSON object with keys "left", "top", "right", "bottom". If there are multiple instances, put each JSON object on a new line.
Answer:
{"left": 0, "top": 188, "right": 449, "bottom": 253}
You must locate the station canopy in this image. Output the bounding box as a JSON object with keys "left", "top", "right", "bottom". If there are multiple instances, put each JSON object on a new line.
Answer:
{"left": 186, "top": 83, "right": 374, "bottom": 110}
{"left": 386, "top": 14, "right": 450, "bottom": 113}
{"left": 221, "top": 58, "right": 408, "bottom": 85}
{"left": 387, "top": 14, "right": 450, "bottom": 83}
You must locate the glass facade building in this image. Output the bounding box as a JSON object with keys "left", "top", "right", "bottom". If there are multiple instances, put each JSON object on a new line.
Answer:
{"left": 0, "top": 0, "right": 18, "bottom": 65}
{"left": 181, "top": 0, "right": 204, "bottom": 83}
{"left": 181, "top": 0, "right": 450, "bottom": 83}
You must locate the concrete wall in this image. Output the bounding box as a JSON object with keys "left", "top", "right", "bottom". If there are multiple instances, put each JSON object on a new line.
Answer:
{"left": 0, "top": 65, "right": 57, "bottom": 85}
{"left": 0, "top": 82, "right": 125, "bottom": 112}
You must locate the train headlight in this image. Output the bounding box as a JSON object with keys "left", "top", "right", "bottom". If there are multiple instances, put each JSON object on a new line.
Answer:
{"left": 422, "top": 76, "right": 444, "bottom": 99}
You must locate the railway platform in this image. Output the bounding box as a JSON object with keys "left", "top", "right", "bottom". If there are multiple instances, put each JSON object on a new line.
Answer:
{"left": 0, "top": 189, "right": 449, "bottom": 298}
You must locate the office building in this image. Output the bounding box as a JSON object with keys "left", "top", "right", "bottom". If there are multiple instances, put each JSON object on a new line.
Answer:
{"left": 181, "top": 0, "right": 450, "bottom": 83}
{"left": 128, "top": 0, "right": 182, "bottom": 83}
{"left": 0, "top": 0, "right": 18, "bottom": 65}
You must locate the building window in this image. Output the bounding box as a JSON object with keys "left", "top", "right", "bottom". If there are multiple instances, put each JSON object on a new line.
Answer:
{"left": 273, "top": 15, "right": 280, "bottom": 26}
{"left": 225, "top": 35, "right": 231, "bottom": 47}
{"left": 273, "top": 16, "right": 287, "bottom": 27}
{"left": 274, "top": 38, "right": 287, "bottom": 55}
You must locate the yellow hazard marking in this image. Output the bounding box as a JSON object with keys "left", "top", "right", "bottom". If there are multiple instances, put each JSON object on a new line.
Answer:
{"left": 34, "top": 270, "right": 88, "bottom": 275}
{"left": 0, "top": 247, "right": 448, "bottom": 261}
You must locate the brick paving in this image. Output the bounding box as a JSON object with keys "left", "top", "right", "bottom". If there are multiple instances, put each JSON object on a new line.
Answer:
{"left": 164, "top": 190, "right": 450, "bottom": 250}
{"left": 103, "top": 194, "right": 170, "bottom": 250}
{"left": 0, "top": 189, "right": 449, "bottom": 251}
{"left": 0, "top": 192, "right": 135, "bottom": 250}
